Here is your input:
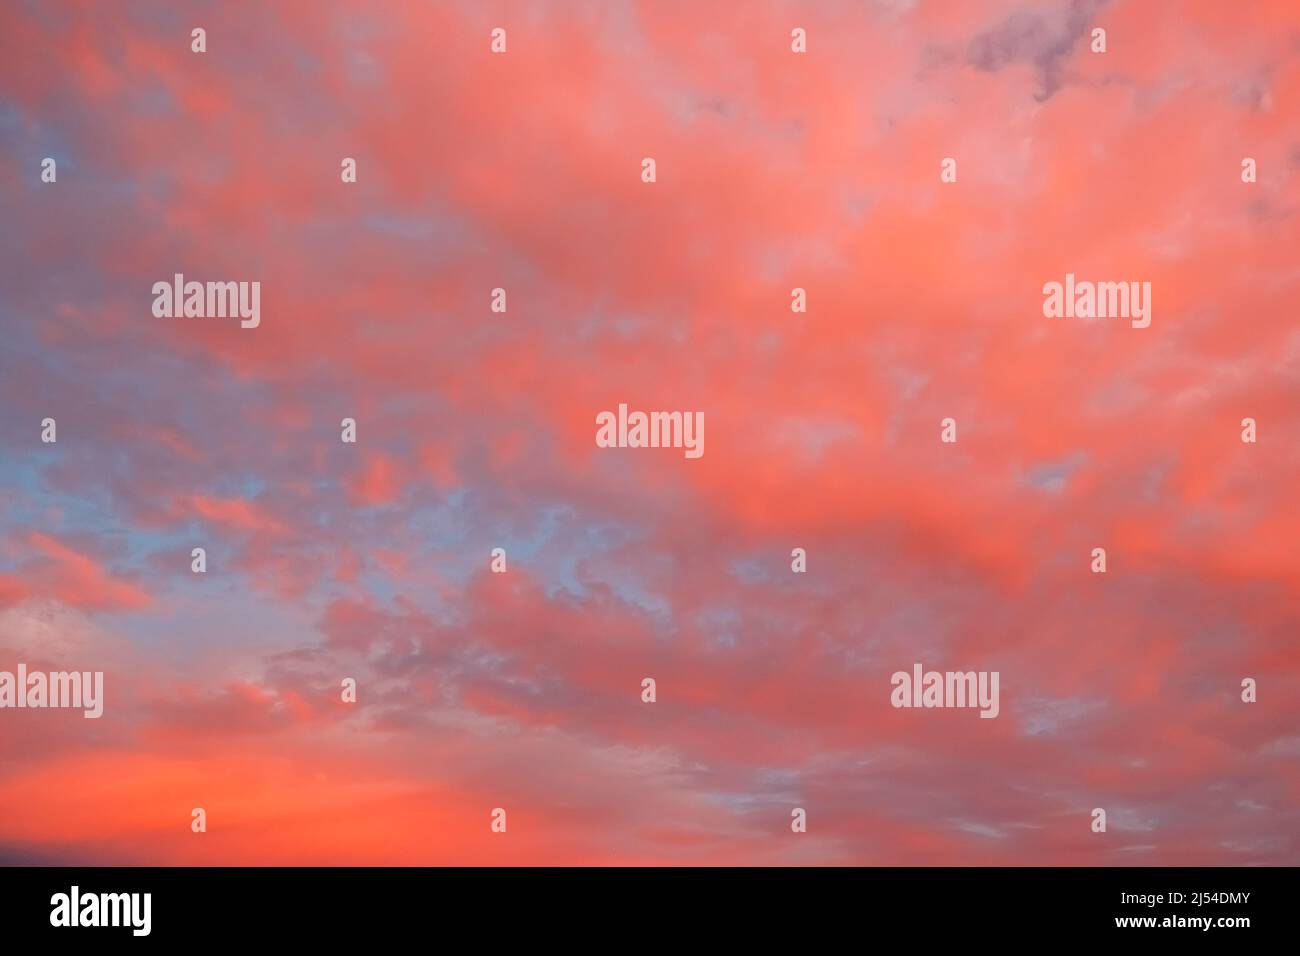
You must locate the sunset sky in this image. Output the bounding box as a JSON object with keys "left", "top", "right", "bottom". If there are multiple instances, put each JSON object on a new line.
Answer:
{"left": 1, "top": 0, "right": 1298, "bottom": 865}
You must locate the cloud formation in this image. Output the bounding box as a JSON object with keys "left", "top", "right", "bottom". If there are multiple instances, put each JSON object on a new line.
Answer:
{"left": 0, "top": 0, "right": 1297, "bottom": 865}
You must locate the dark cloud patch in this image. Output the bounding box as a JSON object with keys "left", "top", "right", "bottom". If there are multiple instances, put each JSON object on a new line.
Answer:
{"left": 967, "top": 0, "right": 1110, "bottom": 101}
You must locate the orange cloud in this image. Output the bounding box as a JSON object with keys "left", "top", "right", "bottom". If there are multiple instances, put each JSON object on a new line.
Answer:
{"left": 24, "top": 532, "right": 150, "bottom": 611}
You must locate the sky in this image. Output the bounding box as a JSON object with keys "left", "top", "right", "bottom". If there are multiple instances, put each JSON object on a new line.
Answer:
{"left": 0, "top": 0, "right": 1298, "bottom": 865}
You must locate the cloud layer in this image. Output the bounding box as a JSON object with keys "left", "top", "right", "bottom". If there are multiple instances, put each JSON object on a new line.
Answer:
{"left": 1, "top": 0, "right": 1298, "bottom": 865}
